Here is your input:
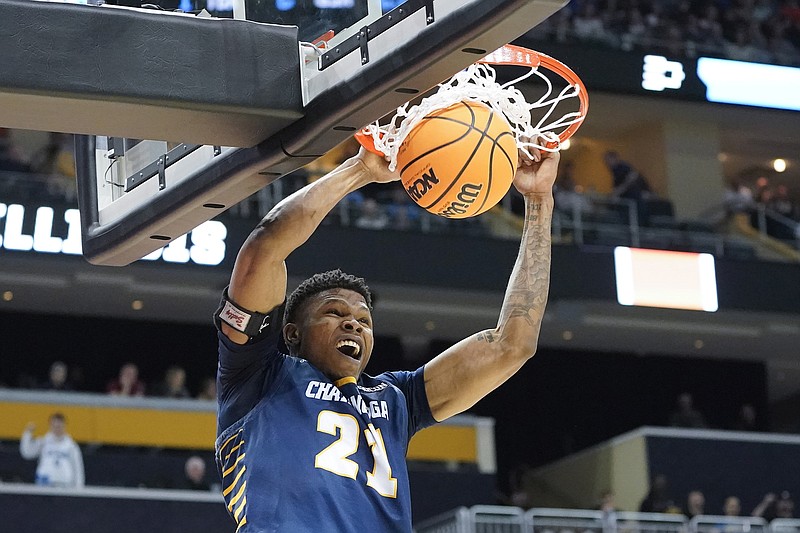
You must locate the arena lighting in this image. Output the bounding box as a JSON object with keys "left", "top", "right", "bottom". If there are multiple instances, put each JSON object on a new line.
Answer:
{"left": 773, "top": 158, "right": 787, "bottom": 173}
{"left": 696, "top": 57, "right": 800, "bottom": 112}
{"left": 614, "top": 247, "right": 719, "bottom": 312}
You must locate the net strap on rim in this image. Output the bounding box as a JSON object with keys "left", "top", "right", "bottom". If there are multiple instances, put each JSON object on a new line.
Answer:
{"left": 358, "top": 44, "right": 588, "bottom": 171}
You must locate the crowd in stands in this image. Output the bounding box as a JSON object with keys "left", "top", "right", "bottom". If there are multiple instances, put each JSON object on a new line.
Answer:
{"left": 501, "top": 467, "right": 795, "bottom": 520}
{"left": 0, "top": 128, "right": 77, "bottom": 202}
{"left": 529, "top": 0, "right": 800, "bottom": 66}
{"left": 723, "top": 176, "right": 800, "bottom": 239}
{"left": 3, "top": 118, "right": 798, "bottom": 249}
{"left": 666, "top": 392, "right": 764, "bottom": 432}
{"left": 636, "top": 474, "right": 794, "bottom": 521}
{"left": 15, "top": 359, "right": 217, "bottom": 401}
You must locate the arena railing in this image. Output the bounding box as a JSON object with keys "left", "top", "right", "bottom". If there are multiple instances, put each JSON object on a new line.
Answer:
{"left": 689, "top": 515, "right": 769, "bottom": 533}
{"left": 414, "top": 507, "right": 790, "bottom": 533}
{"left": 414, "top": 505, "right": 526, "bottom": 533}
{"left": 769, "top": 519, "right": 800, "bottom": 533}
{"left": 614, "top": 511, "right": 688, "bottom": 533}
{"left": 754, "top": 205, "right": 800, "bottom": 250}
{"left": 525, "top": 507, "right": 606, "bottom": 533}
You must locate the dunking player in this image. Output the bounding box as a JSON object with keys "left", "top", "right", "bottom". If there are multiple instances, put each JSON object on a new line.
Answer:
{"left": 214, "top": 143, "right": 559, "bottom": 532}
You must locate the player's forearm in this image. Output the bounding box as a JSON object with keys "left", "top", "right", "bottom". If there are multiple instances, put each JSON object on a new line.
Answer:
{"left": 246, "top": 157, "right": 373, "bottom": 261}
{"left": 493, "top": 192, "right": 553, "bottom": 357}
{"left": 425, "top": 193, "right": 553, "bottom": 421}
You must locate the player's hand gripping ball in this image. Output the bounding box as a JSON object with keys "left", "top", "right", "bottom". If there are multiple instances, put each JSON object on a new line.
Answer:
{"left": 396, "top": 100, "right": 518, "bottom": 218}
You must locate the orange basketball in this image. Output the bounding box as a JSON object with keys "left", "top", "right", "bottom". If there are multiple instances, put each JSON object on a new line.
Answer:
{"left": 396, "top": 100, "right": 518, "bottom": 219}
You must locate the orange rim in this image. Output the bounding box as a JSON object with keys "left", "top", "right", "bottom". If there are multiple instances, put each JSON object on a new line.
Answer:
{"left": 479, "top": 44, "right": 589, "bottom": 147}
{"left": 354, "top": 44, "right": 588, "bottom": 154}
{"left": 354, "top": 130, "right": 384, "bottom": 156}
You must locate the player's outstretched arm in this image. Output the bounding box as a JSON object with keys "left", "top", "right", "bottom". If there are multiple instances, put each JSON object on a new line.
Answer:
{"left": 423, "top": 148, "right": 558, "bottom": 421}
{"left": 223, "top": 149, "right": 399, "bottom": 344}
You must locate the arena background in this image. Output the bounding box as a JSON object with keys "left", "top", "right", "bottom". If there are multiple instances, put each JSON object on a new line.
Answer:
{"left": 1, "top": 0, "right": 799, "bottom": 531}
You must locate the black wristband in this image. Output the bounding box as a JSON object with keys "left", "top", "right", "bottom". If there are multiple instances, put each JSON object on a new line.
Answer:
{"left": 214, "top": 287, "right": 277, "bottom": 338}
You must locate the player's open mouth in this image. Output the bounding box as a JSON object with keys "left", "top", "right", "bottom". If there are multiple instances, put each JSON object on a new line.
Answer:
{"left": 336, "top": 339, "right": 361, "bottom": 360}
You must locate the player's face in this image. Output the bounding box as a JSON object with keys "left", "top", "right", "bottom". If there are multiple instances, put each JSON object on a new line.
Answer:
{"left": 293, "top": 288, "right": 374, "bottom": 381}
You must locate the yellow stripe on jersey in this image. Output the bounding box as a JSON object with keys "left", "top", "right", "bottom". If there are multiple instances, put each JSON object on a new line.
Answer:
{"left": 223, "top": 465, "right": 247, "bottom": 497}
{"left": 222, "top": 453, "right": 246, "bottom": 478}
{"left": 224, "top": 441, "right": 244, "bottom": 461}
{"left": 218, "top": 429, "right": 243, "bottom": 454}
{"left": 227, "top": 481, "right": 247, "bottom": 511}
{"left": 233, "top": 495, "right": 247, "bottom": 521}
{"left": 235, "top": 516, "right": 247, "bottom": 532}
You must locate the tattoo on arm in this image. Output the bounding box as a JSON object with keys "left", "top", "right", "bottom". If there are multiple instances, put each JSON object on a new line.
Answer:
{"left": 476, "top": 331, "right": 496, "bottom": 343}
{"left": 497, "top": 195, "right": 553, "bottom": 333}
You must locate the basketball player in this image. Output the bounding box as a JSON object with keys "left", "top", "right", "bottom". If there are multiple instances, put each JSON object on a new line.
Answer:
{"left": 214, "top": 144, "right": 559, "bottom": 532}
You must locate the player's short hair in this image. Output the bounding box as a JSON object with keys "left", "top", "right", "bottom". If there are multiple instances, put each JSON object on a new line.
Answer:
{"left": 284, "top": 269, "right": 373, "bottom": 325}
{"left": 50, "top": 412, "right": 66, "bottom": 423}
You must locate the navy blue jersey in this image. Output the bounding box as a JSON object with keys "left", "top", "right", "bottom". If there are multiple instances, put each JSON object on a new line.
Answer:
{"left": 215, "top": 320, "right": 436, "bottom": 533}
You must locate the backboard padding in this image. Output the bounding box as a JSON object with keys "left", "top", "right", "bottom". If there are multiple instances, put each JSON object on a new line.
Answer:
{"left": 0, "top": 0, "right": 302, "bottom": 147}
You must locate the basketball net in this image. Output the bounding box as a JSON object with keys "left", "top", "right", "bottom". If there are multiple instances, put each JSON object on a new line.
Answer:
{"left": 359, "top": 45, "right": 588, "bottom": 171}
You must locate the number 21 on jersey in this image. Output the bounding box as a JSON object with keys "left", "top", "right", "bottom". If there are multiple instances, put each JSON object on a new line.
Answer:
{"left": 314, "top": 410, "right": 398, "bottom": 498}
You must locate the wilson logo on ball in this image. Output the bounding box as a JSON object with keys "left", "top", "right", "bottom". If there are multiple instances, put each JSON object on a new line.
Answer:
{"left": 438, "top": 183, "right": 483, "bottom": 218}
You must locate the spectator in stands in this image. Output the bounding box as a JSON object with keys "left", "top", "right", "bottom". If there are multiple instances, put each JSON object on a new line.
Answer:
{"left": 29, "top": 132, "right": 77, "bottom": 202}
{"left": 714, "top": 496, "right": 743, "bottom": 532}
{"left": 180, "top": 456, "right": 211, "bottom": 491}
{"left": 196, "top": 377, "right": 217, "bottom": 401}
{"left": 30, "top": 132, "right": 76, "bottom": 177}
{"left": 0, "top": 128, "right": 31, "bottom": 173}
{"left": 19, "top": 413, "right": 85, "bottom": 488}
{"left": 764, "top": 18, "right": 799, "bottom": 65}
{"left": 151, "top": 365, "right": 190, "bottom": 399}
{"left": 775, "top": 492, "right": 795, "bottom": 519}
{"left": 669, "top": 392, "right": 708, "bottom": 428}
{"left": 386, "top": 188, "right": 420, "bottom": 231}
{"left": 604, "top": 151, "right": 652, "bottom": 203}
{"left": 597, "top": 489, "right": 617, "bottom": 512}
{"left": 723, "top": 496, "right": 742, "bottom": 516}
{"left": 498, "top": 463, "right": 532, "bottom": 509}
{"left": 725, "top": 23, "right": 771, "bottom": 62}
{"left": 106, "top": 362, "right": 145, "bottom": 397}
{"left": 685, "top": 490, "right": 706, "bottom": 519}
{"left": 733, "top": 403, "right": 759, "bottom": 432}
{"left": 723, "top": 181, "right": 756, "bottom": 219}
{"left": 572, "top": 3, "right": 613, "bottom": 45}
{"left": 754, "top": 176, "right": 772, "bottom": 204}
{"left": 753, "top": 491, "right": 795, "bottom": 520}
{"left": 354, "top": 197, "right": 390, "bottom": 230}
{"left": 639, "top": 473, "right": 679, "bottom": 513}
{"left": 753, "top": 492, "right": 779, "bottom": 520}
{"left": 769, "top": 185, "right": 798, "bottom": 220}
{"left": 40, "top": 361, "right": 74, "bottom": 391}
{"left": 528, "top": 0, "right": 800, "bottom": 64}
{"left": 554, "top": 160, "right": 593, "bottom": 216}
